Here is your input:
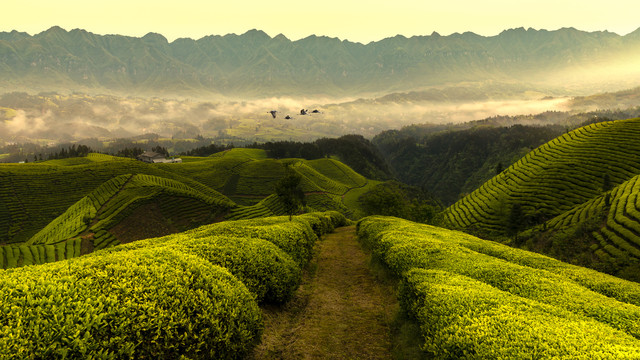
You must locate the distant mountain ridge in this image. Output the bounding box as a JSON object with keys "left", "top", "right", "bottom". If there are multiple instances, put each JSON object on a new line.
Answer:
{"left": 1, "top": 26, "right": 640, "bottom": 96}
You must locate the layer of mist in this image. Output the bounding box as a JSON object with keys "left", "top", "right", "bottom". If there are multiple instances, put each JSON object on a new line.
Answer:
{"left": 0, "top": 91, "right": 573, "bottom": 145}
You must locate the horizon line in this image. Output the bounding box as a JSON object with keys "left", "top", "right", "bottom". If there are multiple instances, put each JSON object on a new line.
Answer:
{"left": 2, "top": 25, "right": 639, "bottom": 44}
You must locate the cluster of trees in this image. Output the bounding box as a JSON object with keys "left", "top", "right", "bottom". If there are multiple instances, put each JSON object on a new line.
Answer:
{"left": 47, "top": 144, "right": 93, "bottom": 160}
{"left": 114, "top": 147, "right": 145, "bottom": 158}
{"left": 184, "top": 143, "right": 234, "bottom": 157}
{"left": 358, "top": 181, "right": 442, "bottom": 224}
{"left": 113, "top": 145, "right": 169, "bottom": 159}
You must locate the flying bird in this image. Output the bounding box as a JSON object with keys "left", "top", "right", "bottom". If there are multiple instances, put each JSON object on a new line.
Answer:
{"left": 311, "top": 109, "right": 321, "bottom": 114}
{"left": 300, "top": 109, "right": 308, "bottom": 115}
{"left": 285, "top": 115, "right": 292, "bottom": 120}
{"left": 268, "top": 110, "right": 277, "bottom": 118}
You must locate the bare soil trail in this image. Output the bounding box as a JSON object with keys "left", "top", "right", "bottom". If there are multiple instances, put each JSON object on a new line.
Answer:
{"left": 250, "top": 225, "right": 403, "bottom": 359}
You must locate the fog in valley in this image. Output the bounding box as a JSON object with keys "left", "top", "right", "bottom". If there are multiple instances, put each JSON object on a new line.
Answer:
{"left": 0, "top": 91, "right": 577, "bottom": 145}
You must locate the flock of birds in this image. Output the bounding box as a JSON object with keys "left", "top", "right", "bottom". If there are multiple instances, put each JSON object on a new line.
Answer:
{"left": 268, "top": 108, "right": 322, "bottom": 119}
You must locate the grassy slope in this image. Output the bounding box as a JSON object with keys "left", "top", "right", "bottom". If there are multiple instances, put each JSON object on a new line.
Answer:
{"left": 444, "top": 118, "right": 640, "bottom": 236}
{"left": 162, "top": 148, "right": 371, "bottom": 217}
{"left": 0, "top": 153, "right": 232, "bottom": 244}
{"left": 0, "top": 149, "right": 372, "bottom": 268}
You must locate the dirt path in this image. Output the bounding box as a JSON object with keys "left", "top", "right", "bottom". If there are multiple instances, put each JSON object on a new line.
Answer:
{"left": 251, "top": 225, "right": 400, "bottom": 359}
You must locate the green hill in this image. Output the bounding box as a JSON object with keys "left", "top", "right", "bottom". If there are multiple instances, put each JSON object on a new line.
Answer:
{"left": 358, "top": 216, "right": 640, "bottom": 358}
{"left": 27, "top": 174, "right": 233, "bottom": 246}
{"left": 516, "top": 172, "right": 640, "bottom": 281}
{"left": 444, "top": 118, "right": 640, "bottom": 237}
{"left": 159, "top": 148, "right": 371, "bottom": 215}
{"left": 0, "top": 150, "right": 373, "bottom": 268}
{"left": 373, "top": 123, "right": 565, "bottom": 205}
{"left": 0, "top": 153, "right": 233, "bottom": 245}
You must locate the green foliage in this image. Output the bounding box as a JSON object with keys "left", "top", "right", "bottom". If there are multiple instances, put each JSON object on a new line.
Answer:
{"left": 226, "top": 194, "right": 285, "bottom": 221}
{"left": 104, "top": 233, "right": 302, "bottom": 304}
{"left": 0, "top": 247, "right": 263, "bottom": 359}
{"left": 400, "top": 269, "right": 640, "bottom": 359}
{"left": 358, "top": 181, "right": 442, "bottom": 224}
{"left": 1, "top": 147, "right": 360, "bottom": 270}
{"left": 102, "top": 211, "right": 345, "bottom": 302}
{"left": 0, "top": 154, "right": 235, "bottom": 245}
{"left": 603, "top": 172, "right": 612, "bottom": 192}
{"left": 0, "top": 212, "right": 346, "bottom": 358}
{"left": 275, "top": 166, "right": 306, "bottom": 220}
{"left": 188, "top": 215, "right": 320, "bottom": 266}
{"left": 5, "top": 173, "right": 234, "bottom": 269}
{"left": 358, "top": 216, "right": 640, "bottom": 358}
{"left": 0, "top": 239, "right": 81, "bottom": 270}
{"left": 374, "top": 124, "right": 565, "bottom": 205}
{"left": 155, "top": 151, "right": 367, "bottom": 218}
{"left": 507, "top": 202, "right": 524, "bottom": 236}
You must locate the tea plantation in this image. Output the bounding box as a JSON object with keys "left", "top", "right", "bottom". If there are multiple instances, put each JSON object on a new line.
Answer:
{"left": 0, "top": 150, "right": 371, "bottom": 269}
{"left": 444, "top": 118, "right": 640, "bottom": 237}
{"left": 358, "top": 216, "right": 640, "bottom": 358}
{"left": 0, "top": 212, "right": 347, "bottom": 359}
{"left": 5, "top": 120, "right": 640, "bottom": 358}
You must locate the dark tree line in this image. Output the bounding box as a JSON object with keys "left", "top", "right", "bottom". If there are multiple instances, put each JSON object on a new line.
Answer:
{"left": 151, "top": 146, "right": 169, "bottom": 157}
{"left": 113, "top": 145, "right": 170, "bottom": 159}
{"left": 115, "top": 147, "right": 145, "bottom": 158}
{"left": 47, "top": 144, "right": 93, "bottom": 160}
{"left": 184, "top": 143, "right": 234, "bottom": 157}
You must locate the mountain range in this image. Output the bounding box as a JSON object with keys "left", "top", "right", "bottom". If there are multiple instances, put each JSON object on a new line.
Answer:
{"left": 2, "top": 26, "right": 640, "bottom": 97}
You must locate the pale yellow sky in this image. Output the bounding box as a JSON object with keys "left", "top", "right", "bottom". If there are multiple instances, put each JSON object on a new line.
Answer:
{"left": 3, "top": 0, "right": 639, "bottom": 43}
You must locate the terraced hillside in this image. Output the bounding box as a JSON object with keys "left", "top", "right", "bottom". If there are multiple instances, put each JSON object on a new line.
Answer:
{"left": 0, "top": 173, "right": 234, "bottom": 269}
{"left": 358, "top": 216, "right": 640, "bottom": 358}
{"left": 0, "top": 150, "right": 373, "bottom": 268}
{"left": 0, "top": 153, "right": 233, "bottom": 244}
{"left": 515, "top": 172, "right": 640, "bottom": 280}
{"left": 158, "top": 148, "right": 371, "bottom": 216}
{"left": 444, "top": 118, "right": 640, "bottom": 237}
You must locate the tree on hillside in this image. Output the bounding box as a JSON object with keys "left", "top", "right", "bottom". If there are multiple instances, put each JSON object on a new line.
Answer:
{"left": 275, "top": 166, "right": 306, "bottom": 221}
{"left": 602, "top": 173, "right": 612, "bottom": 192}
{"left": 507, "top": 203, "right": 524, "bottom": 239}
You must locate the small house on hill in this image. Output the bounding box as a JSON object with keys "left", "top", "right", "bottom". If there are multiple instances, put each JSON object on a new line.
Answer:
{"left": 137, "top": 151, "right": 182, "bottom": 164}
{"left": 137, "top": 151, "right": 165, "bottom": 163}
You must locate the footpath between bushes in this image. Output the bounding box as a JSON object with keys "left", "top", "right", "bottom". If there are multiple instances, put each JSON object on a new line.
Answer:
{"left": 250, "top": 225, "right": 401, "bottom": 359}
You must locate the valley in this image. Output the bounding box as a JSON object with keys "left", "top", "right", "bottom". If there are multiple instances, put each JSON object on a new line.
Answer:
{"left": 3, "top": 20, "right": 640, "bottom": 359}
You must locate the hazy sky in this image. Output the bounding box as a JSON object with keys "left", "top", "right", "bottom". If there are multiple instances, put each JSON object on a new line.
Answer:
{"left": 4, "top": 0, "right": 640, "bottom": 43}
